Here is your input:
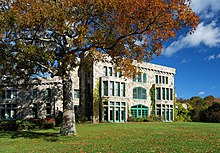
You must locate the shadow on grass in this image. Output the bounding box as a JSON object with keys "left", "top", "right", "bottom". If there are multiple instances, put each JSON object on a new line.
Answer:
{"left": 0, "top": 130, "right": 60, "bottom": 142}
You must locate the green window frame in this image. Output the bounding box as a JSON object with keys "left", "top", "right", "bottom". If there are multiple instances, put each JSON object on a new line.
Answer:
{"left": 131, "top": 104, "right": 148, "bottom": 118}
{"left": 133, "top": 87, "right": 147, "bottom": 99}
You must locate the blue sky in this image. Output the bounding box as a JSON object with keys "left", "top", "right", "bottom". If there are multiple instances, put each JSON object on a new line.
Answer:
{"left": 151, "top": 0, "right": 220, "bottom": 99}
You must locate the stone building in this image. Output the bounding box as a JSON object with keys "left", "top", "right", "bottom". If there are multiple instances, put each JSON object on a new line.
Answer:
{"left": 0, "top": 61, "right": 175, "bottom": 122}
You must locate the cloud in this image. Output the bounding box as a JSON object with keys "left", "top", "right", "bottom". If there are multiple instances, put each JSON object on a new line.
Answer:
{"left": 163, "top": 22, "right": 220, "bottom": 57}
{"left": 181, "top": 58, "right": 191, "bottom": 64}
{"left": 204, "top": 53, "right": 220, "bottom": 61}
{"left": 191, "top": 0, "right": 220, "bottom": 18}
{"left": 198, "top": 91, "right": 205, "bottom": 95}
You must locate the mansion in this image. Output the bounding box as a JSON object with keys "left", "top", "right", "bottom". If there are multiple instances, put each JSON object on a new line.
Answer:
{"left": 0, "top": 61, "right": 176, "bottom": 122}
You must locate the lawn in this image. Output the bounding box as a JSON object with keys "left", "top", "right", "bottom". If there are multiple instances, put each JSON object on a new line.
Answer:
{"left": 0, "top": 122, "right": 219, "bottom": 153}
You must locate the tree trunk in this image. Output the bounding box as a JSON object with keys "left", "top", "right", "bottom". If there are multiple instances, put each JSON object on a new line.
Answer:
{"left": 60, "top": 69, "right": 76, "bottom": 136}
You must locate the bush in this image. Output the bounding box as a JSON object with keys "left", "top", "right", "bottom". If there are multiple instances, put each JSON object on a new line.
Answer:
{"left": 147, "top": 115, "right": 162, "bottom": 122}
{"left": 0, "top": 120, "right": 18, "bottom": 131}
{"left": 0, "top": 118, "right": 56, "bottom": 131}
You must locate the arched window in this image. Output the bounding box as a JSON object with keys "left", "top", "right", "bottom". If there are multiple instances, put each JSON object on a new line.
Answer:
{"left": 131, "top": 104, "right": 148, "bottom": 118}
{"left": 133, "top": 87, "right": 147, "bottom": 99}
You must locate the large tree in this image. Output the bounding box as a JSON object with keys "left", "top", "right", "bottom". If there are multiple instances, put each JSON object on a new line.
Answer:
{"left": 0, "top": 0, "right": 199, "bottom": 135}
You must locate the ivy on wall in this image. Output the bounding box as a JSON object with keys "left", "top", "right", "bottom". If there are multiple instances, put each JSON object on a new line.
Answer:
{"left": 150, "top": 84, "right": 156, "bottom": 116}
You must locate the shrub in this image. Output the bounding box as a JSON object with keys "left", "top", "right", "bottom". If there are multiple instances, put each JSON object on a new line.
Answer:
{"left": 0, "top": 120, "right": 18, "bottom": 131}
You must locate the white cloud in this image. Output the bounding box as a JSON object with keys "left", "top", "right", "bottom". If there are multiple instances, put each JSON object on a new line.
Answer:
{"left": 204, "top": 53, "right": 220, "bottom": 61}
{"left": 163, "top": 22, "right": 220, "bottom": 57}
{"left": 181, "top": 58, "right": 191, "bottom": 64}
{"left": 191, "top": 0, "right": 220, "bottom": 18}
{"left": 198, "top": 91, "right": 205, "bottom": 95}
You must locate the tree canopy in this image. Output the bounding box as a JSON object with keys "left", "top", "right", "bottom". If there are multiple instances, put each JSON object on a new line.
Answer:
{"left": 0, "top": 0, "right": 199, "bottom": 135}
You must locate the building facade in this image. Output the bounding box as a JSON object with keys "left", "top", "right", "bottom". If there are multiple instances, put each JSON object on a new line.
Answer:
{"left": 0, "top": 61, "right": 175, "bottom": 122}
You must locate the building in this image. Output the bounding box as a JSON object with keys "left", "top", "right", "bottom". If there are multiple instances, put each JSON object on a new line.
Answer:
{"left": 0, "top": 61, "right": 175, "bottom": 122}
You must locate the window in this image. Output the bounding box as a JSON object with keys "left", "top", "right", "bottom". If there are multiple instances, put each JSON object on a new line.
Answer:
{"left": 162, "top": 88, "right": 165, "bottom": 100}
{"left": 166, "top": 77, "right": 168, "bottom": 84}
{"left": 33, "top": 89, "right": 38, "bottom": 98}
{"left": 133, "top": 73, "right": 136, "bottom": 82}
{"left": 2, "top": 90, "right": 18, "bottom": 100}
{"left": 110, "top": 81, "right": 114, "bottom": 96}
{"left": 159, "top": 76, "right": 162, "bottom": 84}
{"left": 155, "top": 75, "right": 158, "bottom": 84}
{"left": 162, "top": 76, "right": 165, "bottom": 84}
{"left": 166, "top": 88, "right": 169, "bottom": 100}
{"left": 46, "top": 88, "right": 51, "bottom": 97}
{"left": 74, "top": 89, "right": 80, "bottom": 98}
{"left": 116, "top": 82, "right": 120, "bottom": 96}
{"left": 131, "top": 104, "right": 148, "bottom": 118}
{"left": 104, "top": 66, "right": 107, "bottom": 76}
{"left": 156, "top": 87, "right": 161, "bottom": 100}
{"left": 109, "top": 67, "right": 113, "bottom": 76}
{"left": 143, "top": 73, "right": 147, "bottom": 83}
{"left": 114, "top": 68, "right": 118, "bottom": 77}
{"left": 103, "top": 81, "right": 108, "bottom": 96}
{"left": 138, "top": 73, "right": 142, "bottom": 82}
{"left": 170, "top": 89, "right": 173, "bottom": 100}
{"left": 133, "top": 87, "right": 147, "bottom": 99}
{"left": 0, "top": 104, "right": 17, "bottom": 120}
{"left": 121, "top": 83, "right": 125, "bottom": 97}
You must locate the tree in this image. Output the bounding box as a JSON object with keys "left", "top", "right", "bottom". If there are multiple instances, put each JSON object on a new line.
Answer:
{"left": 0, "top": 0, "right": 199, "bottom": 135}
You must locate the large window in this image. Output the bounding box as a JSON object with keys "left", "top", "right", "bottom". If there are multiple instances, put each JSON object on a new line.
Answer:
{"left": 156, "top": 104, "right": 174, "bottom": 121}
{"left": 133, "top": 87, "right": 147, "bottom": 99}
{"left": 131, "top": 104, "right": 148, "bottom": 118}
{"left": 103, "top": 101, "right": 126, "bottom": 122}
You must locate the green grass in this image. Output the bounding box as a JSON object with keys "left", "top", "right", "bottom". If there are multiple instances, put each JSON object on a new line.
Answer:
{"left": 0, "top": 122, "right": 219, "bottom": 153}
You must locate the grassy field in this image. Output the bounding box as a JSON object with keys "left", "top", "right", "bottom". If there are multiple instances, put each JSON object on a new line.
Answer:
{"left": 0, "top": 122, "right": 219, "bottom": 153}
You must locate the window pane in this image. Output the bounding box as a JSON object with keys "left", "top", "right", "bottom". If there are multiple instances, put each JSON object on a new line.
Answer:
{"left": 143, "top": 73, "right": 147, "bottom": 83}
{"left": 109, "top": 67, "right": 113, "bottom": 76}
{"left": 116, "top": 82, "right": 120, "bottom": 96}
{"left": 156, "top": 88, "right": 161, "bottom": 100}
{"left": 155, "top": 75, "right": 158, "bottom": 84}
{"left": 33, "top": 89, "right": 38, "bottom": 98}
{"left": 121, "top": 83, "right": 125, "bottom": 97}
{"left": 162, "top": 76, "right": 165, "bottom": 84}
{"left": 110, "top": 81, "right": 114, "bottom": 96}
{"left": 166, "top": 88, "right": 169, "bottom": 100}
{"left": 46, "top": 88, "right": 51, "bottom": 97}
{"left": 170, "top": 89, "right": 173, "bottom": 100}
{"left": 103, "top": 81, "right": 108, "bottom": 96}
{"left": 74, "top": 89, "right": 80, "bottom": 98}
{"left": 166, "top": 77, "right": 168, "bottom": 84}
{"left": 138, "top": 73, "right": 142, "bottom": 82}
{"left": 6, "top": 90, "right": 11, "bottom": 99}
{"left": 162, "top": 88, "right": 165, "bottom": 100}
{"left": 133, "top": 88, "right": 137, "bottom": 99}
{"left": 104, "top": 66, "right": 107, "bottom": 76}
{"left": 159, "top": 76, "right": 161, "bottom": 84}
{"left": 133, "top": 73, "right": 136, "bottom": 82}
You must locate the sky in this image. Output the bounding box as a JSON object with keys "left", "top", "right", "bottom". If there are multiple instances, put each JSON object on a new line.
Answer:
{"left": 151, "top": 0, "right": 220, "bottom": 99}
